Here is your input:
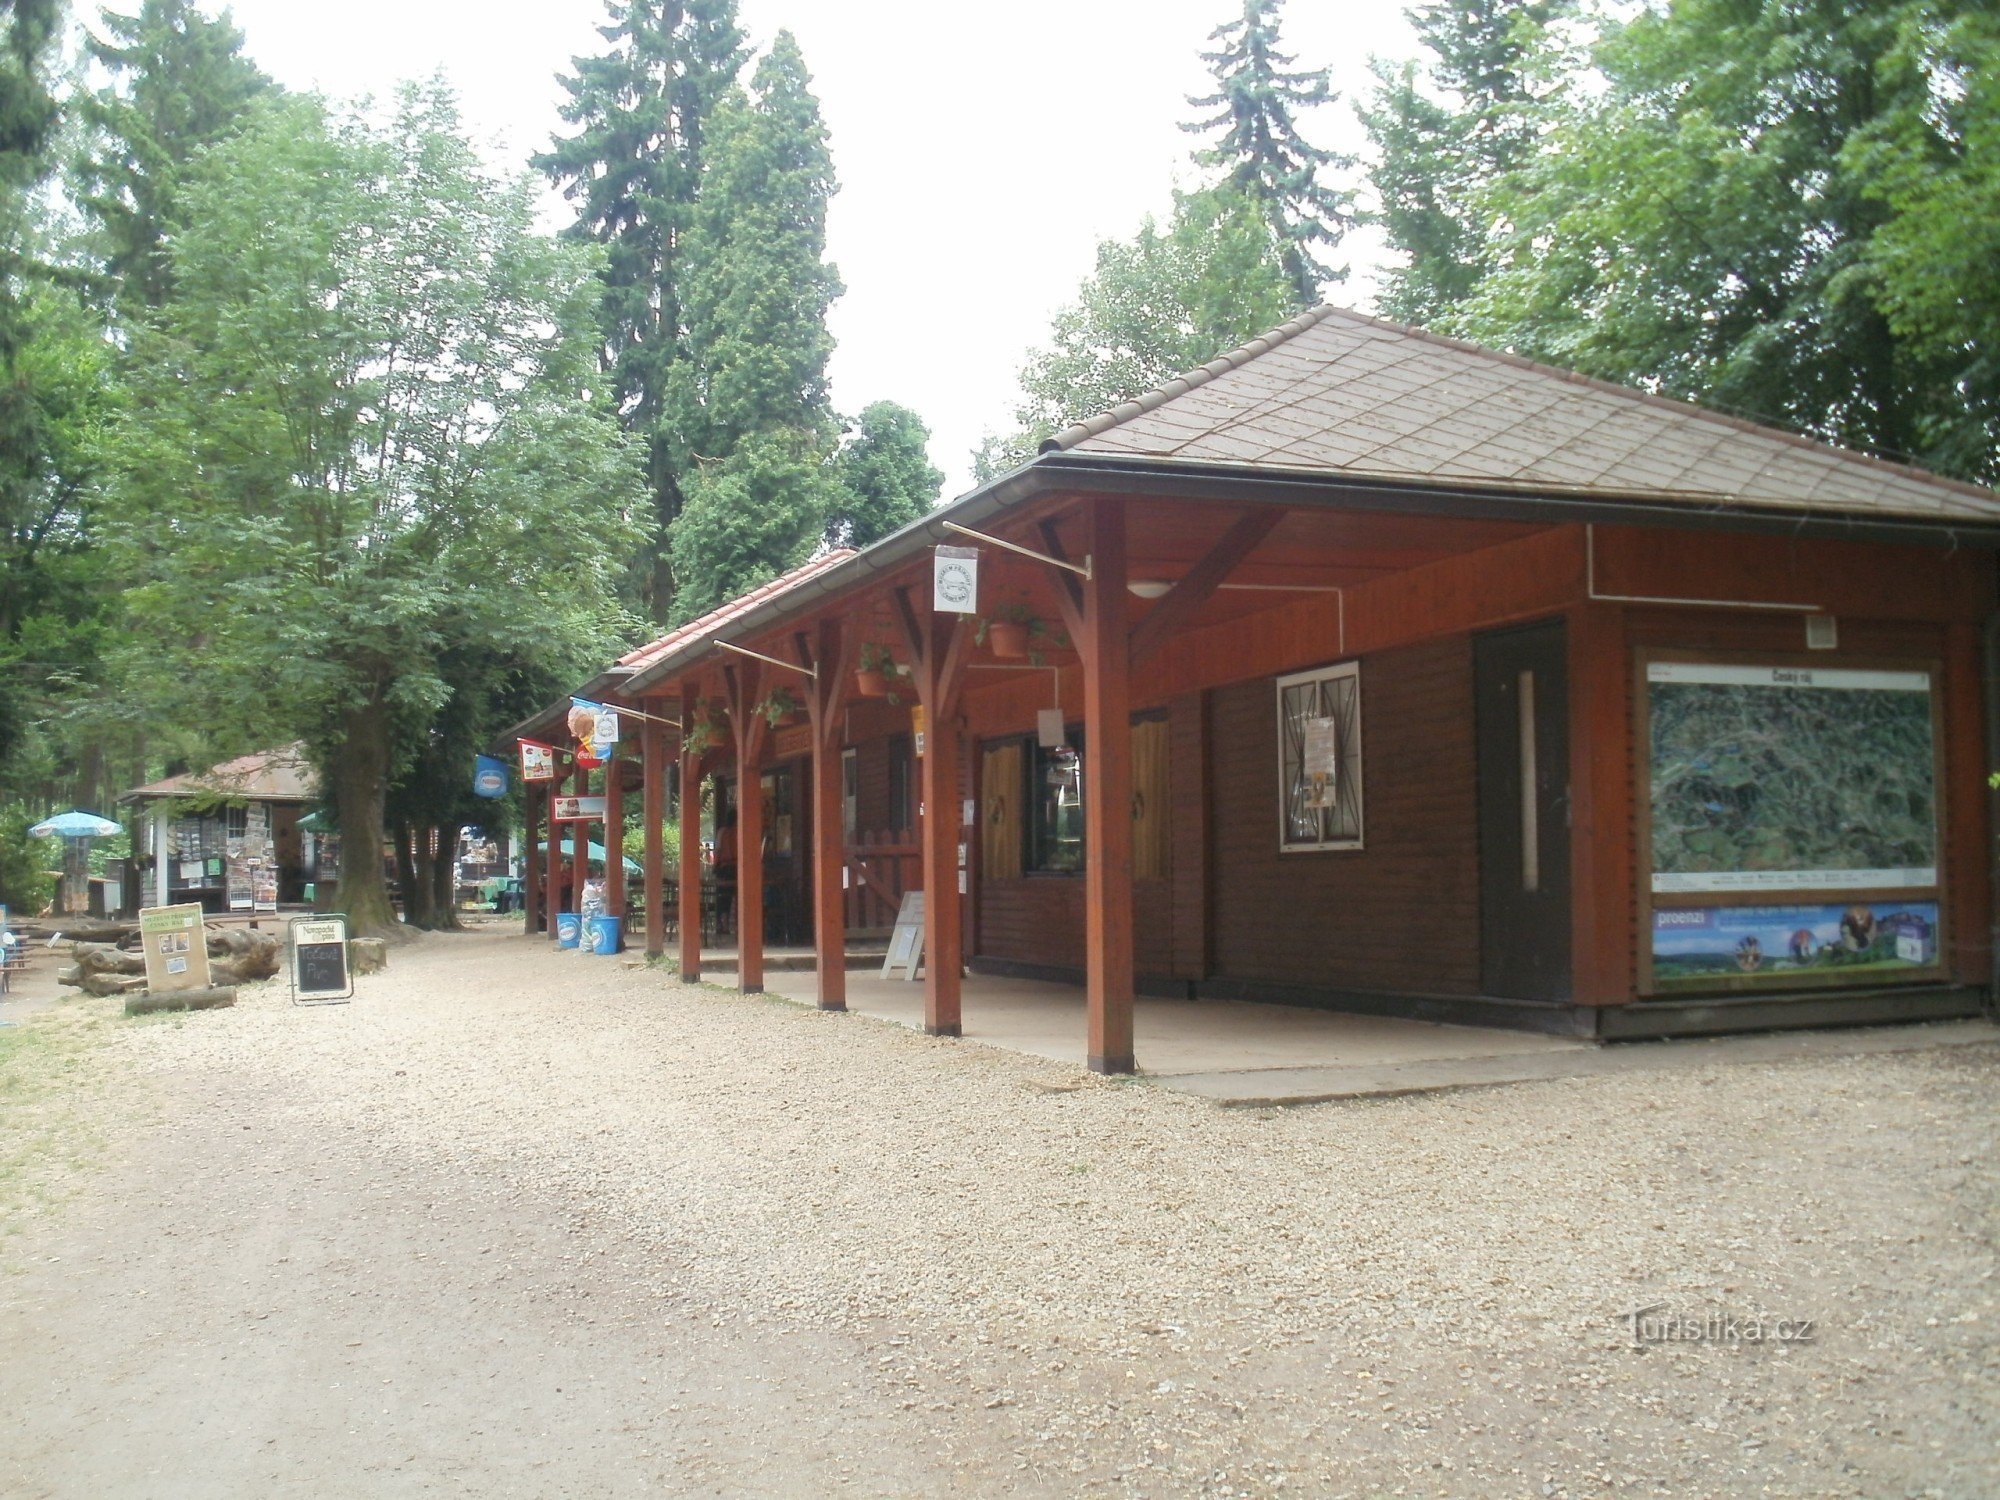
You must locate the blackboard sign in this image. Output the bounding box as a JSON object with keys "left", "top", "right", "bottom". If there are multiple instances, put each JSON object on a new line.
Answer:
{"left": 290, "top": 915, "right": 353, "bottom": 1005}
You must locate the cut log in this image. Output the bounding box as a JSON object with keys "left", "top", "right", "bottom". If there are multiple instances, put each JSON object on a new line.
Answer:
{"left": 349, "top": 937, "right": 388, "bottom": 975}
{"left": 81, "top": 973, "right": 148, "bottom": 998}
{"left": 125, "top": 986, "right": 236, "bottom": 1016}
{"left": 205, "top": 929, "right": 280, "bottom": 980}
{"left": 77, "top": 947, "right": 145, "bottom": 977}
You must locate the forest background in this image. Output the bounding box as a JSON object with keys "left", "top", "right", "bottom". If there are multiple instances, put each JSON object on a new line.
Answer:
{"left": 1, "top": 0, "right": 1993, "bottom": 933}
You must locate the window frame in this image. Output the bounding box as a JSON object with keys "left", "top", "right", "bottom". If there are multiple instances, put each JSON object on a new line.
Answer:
{"left": 1275, "top": 660, "right": 1365, "bottom": 853}
{"left": 1025, "top": 724, "right": 1086, "bottom": 876}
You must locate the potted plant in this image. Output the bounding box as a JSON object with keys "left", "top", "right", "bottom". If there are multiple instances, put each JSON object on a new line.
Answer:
{"left": 684, "top": 702, "right": 726, "bottom": 751}
{"left": 758, "top": 685, "right": 804, "bottom": 728}
{"left": 976, "top": 605, "right": 1068, "bottom": 665}
{"left": 855, "top": 643, "right": 899, "bottom": 699}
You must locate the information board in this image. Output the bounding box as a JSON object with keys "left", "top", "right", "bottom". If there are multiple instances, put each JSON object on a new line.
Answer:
{"left": 882, "top": 889, "right": 925, "bottom": 981}
{"left": 139, "top": 904, "right": 212, "bottom": 992}
{"left": 289, "top": 915, "right": 353, "bottom": 1004}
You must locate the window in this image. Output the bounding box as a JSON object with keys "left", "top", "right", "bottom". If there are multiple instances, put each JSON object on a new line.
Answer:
{"left": 886, "top": 734, "right": 913, "bottom": 833}
{"left": 1029, "top": 727, "right": 1085, "bottom": 874}
{"left": 1277, "top": 661, "right": 1363, "bottom": 851}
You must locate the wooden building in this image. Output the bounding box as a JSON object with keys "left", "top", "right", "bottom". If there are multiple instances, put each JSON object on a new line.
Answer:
{"left": 549, "top": 309, "right": 2000, "bottom": 1070}
{"left": 120, "top": 746, "right": 321, "bottom": 913}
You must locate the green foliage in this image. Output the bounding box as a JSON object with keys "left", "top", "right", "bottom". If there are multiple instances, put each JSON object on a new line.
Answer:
{"left": 0, "top": 802, "right": 56, "bottom": 913}
{"left": 1844, "top": 4, "right": 2000, "bottom": 482}
{"left": 73, "top": 0, "right": 274, "bottom": 313}
{"left": 1451, "top": 0, "right": 1997, "bottom": 483}
{"left": 1183, "top": 0, "right": 1356, "bottom": 303}
{"left": 1359, "top": 0, "right": 1574, "bottom": 327}
{"left": 101, "top": 84, "right": 647, "bottom": 932}
{"left": 977, "top": 185, "right": 1301, "bottom": 474}
{"left": 827, "top": 400, "right": 941, "bottom": 547}
{"left": 667, "top": 31, "right": 846, "bottom": 620}
{"left": 536, "top": 0, "right": 747, "bottom": 621}
{"left": 669, "top": 428, "right": 840, "bottom": 623}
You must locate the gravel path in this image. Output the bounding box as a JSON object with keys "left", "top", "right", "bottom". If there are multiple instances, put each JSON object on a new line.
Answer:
{"left": 1, "top": 923, "right": 1994, "bottom": 1497}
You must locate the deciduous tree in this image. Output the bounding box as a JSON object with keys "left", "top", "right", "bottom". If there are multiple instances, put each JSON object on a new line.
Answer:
{"left": 104, "top": 86, "right": 646, "bottom": 936}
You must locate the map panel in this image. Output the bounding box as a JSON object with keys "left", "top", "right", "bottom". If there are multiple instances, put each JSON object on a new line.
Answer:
{"left": 1647, "top": 663, "right": 1937, "bottom": 894}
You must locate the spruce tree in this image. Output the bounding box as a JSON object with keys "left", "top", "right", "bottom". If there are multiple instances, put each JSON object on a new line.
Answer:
{"left": 536, "top": 0, "right": 746, "bottom": 623}
{"left": 74, "top": 0, "right": 274, "bottom": 314}
{"left": 668, "top": 30, "right": 843, "bottom": 622}
{"left": 827, "top": 401, "right": 942, "bottom": 548}
{"left": 1360, "top": 0, "right": 1570, "bottom": 327}
{"left": 1183, "top": 0, "right": 1355, "bottom": 304}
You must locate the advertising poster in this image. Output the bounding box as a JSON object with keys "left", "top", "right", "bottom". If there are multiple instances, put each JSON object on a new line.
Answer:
{"left": 1648, "top": 662, "right": 1937, "bottom": 894}
{"left": 1652, "top": 900, "right": 1941, "bottom": 991}
{"left": 519, "top": 740, "right": 557, "bottom": 781}
{"left": 551, "top": 795, "right": 607, "bottom": 822}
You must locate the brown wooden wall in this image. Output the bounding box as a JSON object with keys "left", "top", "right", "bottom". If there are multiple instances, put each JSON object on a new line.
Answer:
{"left": 1208, "top": 636, "right": 1482, "bottom": 996}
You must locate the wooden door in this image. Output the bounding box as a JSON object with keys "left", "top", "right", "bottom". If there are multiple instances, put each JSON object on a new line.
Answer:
{"left": 1475, "top": 620, "right": 1573, "bottom": 1000}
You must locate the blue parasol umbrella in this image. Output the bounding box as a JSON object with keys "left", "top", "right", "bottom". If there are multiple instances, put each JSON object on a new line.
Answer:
{"left": 29, "top": 810, "right": 122, "bottom": 838}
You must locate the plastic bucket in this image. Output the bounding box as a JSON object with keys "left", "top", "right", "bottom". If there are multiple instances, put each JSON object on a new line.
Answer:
{"left": 555, "top": 913, "right": 582, "bottom": 949}
{"left": 587, "top": 914, "right": 623, "bottom": 956}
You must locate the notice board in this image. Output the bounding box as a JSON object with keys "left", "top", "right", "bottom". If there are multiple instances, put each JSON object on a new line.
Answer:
{"left": 139, "top": 904, "right": 211, "bottom": 992}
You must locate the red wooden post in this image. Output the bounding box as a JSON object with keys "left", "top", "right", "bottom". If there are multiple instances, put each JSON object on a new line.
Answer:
{"left": 605, "top": 743, "right": 626, "bottom": 921}
{"left": 1081, "top": 497, "right": 1136, "bottom": 1073}
{"left": 642, "top": 708, "right": 666, "bottom": 959}
{"left": 809, "top": 617, "right": 852, "bottom": 1010}
{"left": 544, "top": 758, "right": 564, "bottom": 939}
{"left": 896, "top": 589, "right": 970, "bottom": 1038}
{"left": 727, "top": 661, "right": 767, "bottom": 995}
{"left": 677, "top": 681, "right": 704, "bottom": 983}
{"left": 522, "top": 780, "right": 542, "bottom": 934}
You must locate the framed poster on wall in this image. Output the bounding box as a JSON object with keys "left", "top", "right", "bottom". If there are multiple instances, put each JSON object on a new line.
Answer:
{"left": 1639, "top": 653, "right": 1946, "bottom": 995}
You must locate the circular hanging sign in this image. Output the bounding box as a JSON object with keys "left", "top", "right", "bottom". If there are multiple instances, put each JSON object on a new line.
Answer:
{"left": 936, "top": 558, "right": 975, "bottom": 606}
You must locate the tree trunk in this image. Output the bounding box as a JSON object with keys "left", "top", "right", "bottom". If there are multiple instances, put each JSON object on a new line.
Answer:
{"left": 430, "top": 820, "right": 463, "bottom": 930}
{"left": 329, "top": 693, "right": 403, "bottom": 940}
{"left": 395, "top": 820, "right": 431, "bottom": 929}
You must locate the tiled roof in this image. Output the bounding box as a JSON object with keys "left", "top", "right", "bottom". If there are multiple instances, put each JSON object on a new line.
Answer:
{"left": 1051, "top": 306, "right": 2000, "bottom": 525}
{"left": 616, "top": 550, "right": 857, "bottom": 673}
{"left": 121, "top": 745, "right": 317, "bottom": 804}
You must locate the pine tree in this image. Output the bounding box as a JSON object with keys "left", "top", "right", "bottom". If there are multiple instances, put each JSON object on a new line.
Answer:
{"left": 668, "top": 30, "right": 843, "bottom": 622}
{"left": 1360, "top": 1, "right": 1570, "bottom": 327}
{"left": 74, "top": 0, "right": 274, "bottom": 313}
{"left": 827, "top": 401, "right": 942, "bottom": 548}
{"left": 535, "top": 0, "right": 746, "bottom": 623}
{"left": 1183, "top": 0, "right": 1355, "bottom": 304}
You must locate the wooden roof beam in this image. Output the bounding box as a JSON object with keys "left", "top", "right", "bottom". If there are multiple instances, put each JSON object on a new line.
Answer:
{"left": 1128, "top": 507, "right": 1287, "bottom": 668}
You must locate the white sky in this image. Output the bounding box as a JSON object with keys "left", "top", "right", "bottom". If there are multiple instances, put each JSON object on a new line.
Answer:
{"left": 211, "top": 0, "right": 1419, "bottom": 495}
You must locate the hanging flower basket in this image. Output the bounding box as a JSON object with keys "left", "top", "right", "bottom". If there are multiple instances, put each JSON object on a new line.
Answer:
{"left": 854, "top": 669, "right": 889, "bottom": 699}
{"left": 986, "top": 620, "right": 1030, "bottom": 658}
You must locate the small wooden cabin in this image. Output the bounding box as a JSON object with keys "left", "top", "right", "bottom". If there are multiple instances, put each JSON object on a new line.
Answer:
{"left": 544, "top": 308, "right": 2000, "bottom": 1071}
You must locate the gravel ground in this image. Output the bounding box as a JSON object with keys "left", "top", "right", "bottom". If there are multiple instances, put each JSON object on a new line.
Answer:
{"left": 1, "top": 922, "right": 1995, "bottom": 1498}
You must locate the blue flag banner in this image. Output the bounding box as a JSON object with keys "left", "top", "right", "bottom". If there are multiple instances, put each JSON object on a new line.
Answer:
{"left": 473, "top": 755, "right": 509, "bottom": 799}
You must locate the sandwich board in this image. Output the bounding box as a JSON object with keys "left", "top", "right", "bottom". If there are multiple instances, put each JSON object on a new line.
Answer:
{"left": 289, "top": 914, "right": 353, "bottom": 1005}
{"left": 883, "top": 889, "right": 924, "bottom": 981}
{"left": 139, "top": 904, "right": 212, "bottom": 993}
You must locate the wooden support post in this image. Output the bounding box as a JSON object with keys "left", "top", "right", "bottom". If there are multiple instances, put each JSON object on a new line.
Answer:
{"left": 807, "top": 618, "right": 854, "bottom": 1010}
{"left": 544, "top": 760, "right": 564, "bottom": 938}
{"left": 1943, "top": 621, "right": 1993, "bottom": 988}
{"left": 726, "top": 661, "right": 768, "bottom": 995}
{"left": 896, "top": 587, "right": 971, "bottom": 1036}
{"left": 523, "top": 780, "right": 543, "bottom": 934}
{"left": 1081, "top": 498, "right": 1136, "bottom": 1074}
{"left": 567, "top": 759, "right": 584, "bottom": 929}
{"left": 678, "top": 682, "right": 704, "bottom": 984}
{"left": 642, "top": 712, "right": 666, "bottom": 958}
{"left": 605, "top": 745, "right": 626, "bottom": 921}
